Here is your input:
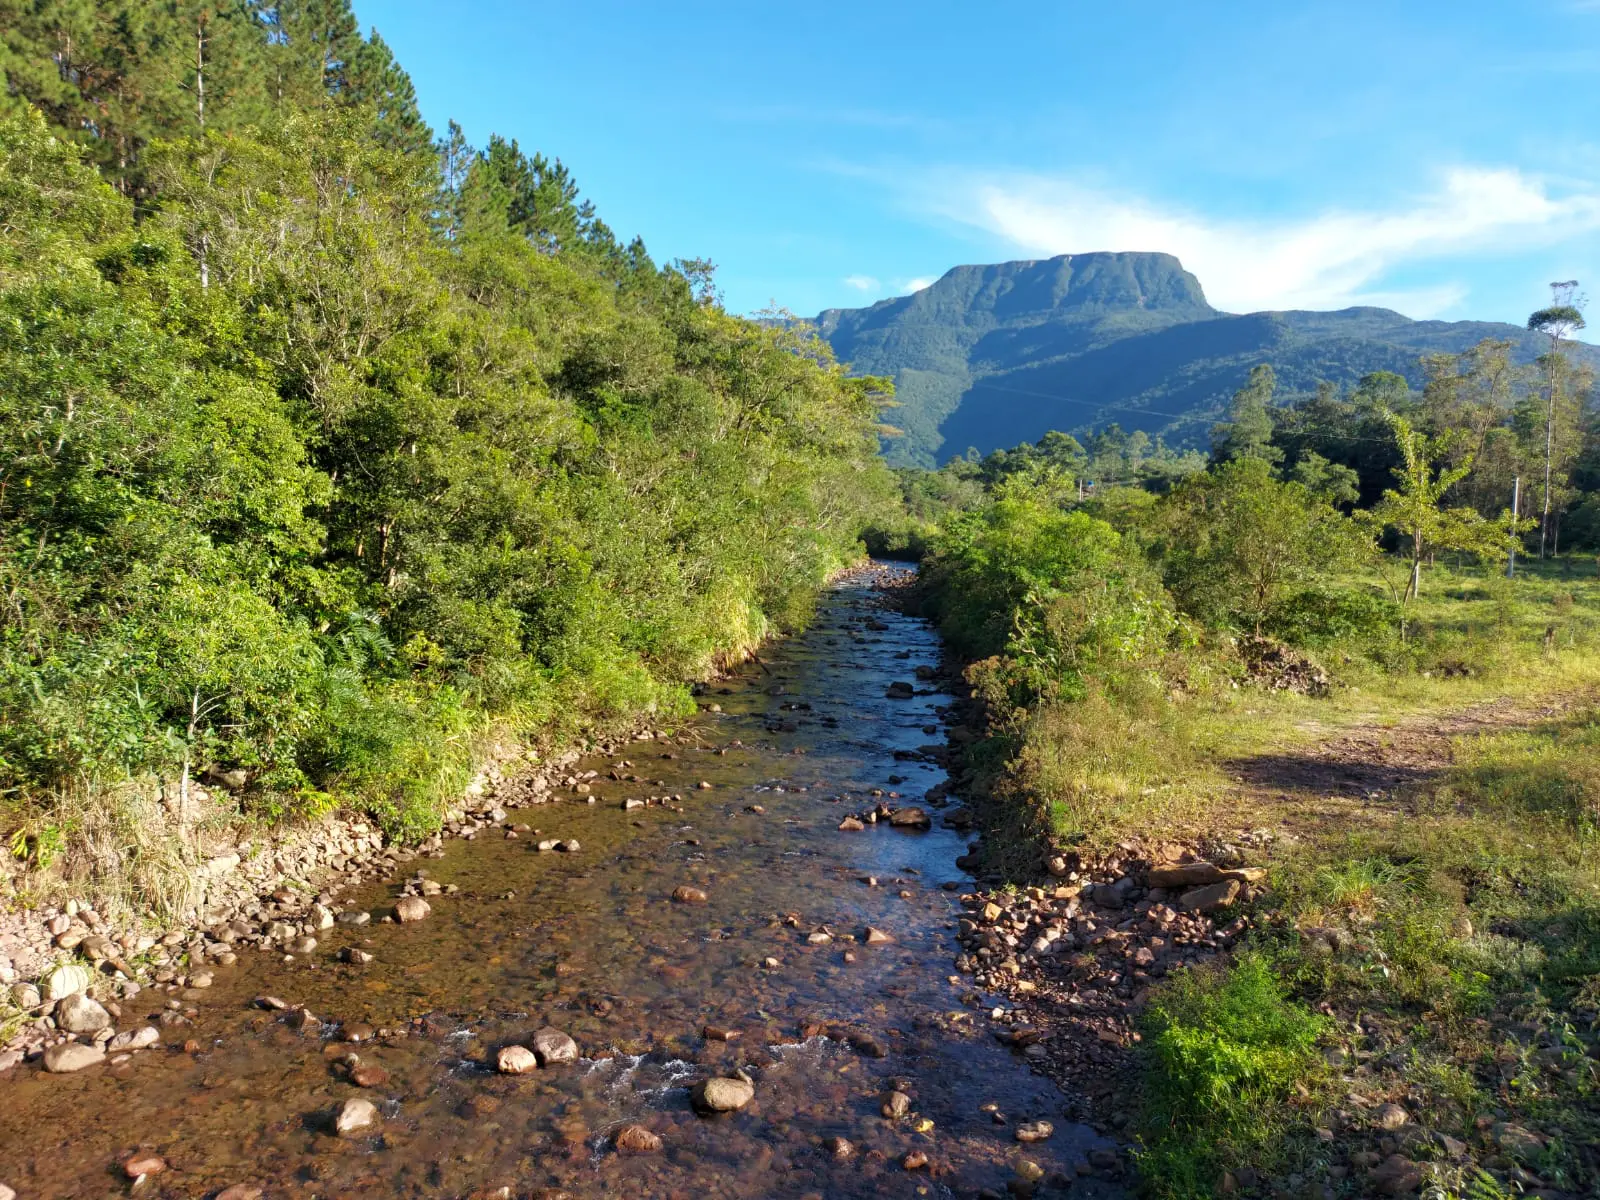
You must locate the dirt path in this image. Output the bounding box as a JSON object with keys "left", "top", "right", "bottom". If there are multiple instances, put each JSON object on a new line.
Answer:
{"left": 1224, "top": 687, "right": 1595, "bottom": 828}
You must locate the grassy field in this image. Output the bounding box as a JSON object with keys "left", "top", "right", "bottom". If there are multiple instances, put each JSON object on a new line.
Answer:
{"left": 984, "top": 558, "right": 1600, "bottom": 1198}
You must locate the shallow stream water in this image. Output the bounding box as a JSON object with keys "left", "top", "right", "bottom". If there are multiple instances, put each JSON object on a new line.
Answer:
{"left": 0, "top": 564, "right": 1122, "bottom": 1199}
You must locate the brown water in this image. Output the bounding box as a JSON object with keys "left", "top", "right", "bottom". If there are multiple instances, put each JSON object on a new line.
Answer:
{"left": 0, "top": 565, "right": 1123, "bottom": 1199}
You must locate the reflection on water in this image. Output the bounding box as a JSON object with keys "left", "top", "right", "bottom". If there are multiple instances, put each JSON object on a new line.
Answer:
{"left": 0, "top": 565, "right": 1123, "bottom": 1199}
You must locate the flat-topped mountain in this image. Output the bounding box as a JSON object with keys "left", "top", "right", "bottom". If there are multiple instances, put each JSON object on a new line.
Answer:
{"left": 812, "top": 252, "right": 1597, "bottom": 467}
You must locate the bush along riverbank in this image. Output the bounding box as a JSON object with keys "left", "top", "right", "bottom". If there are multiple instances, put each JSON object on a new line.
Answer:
{"left": 1, "top": 561, "right": 900, "bottom": 1073}
{"left": 913, "top": 469, "right": 1600, "bottom": 1200}
{"left": 0, "top": 103, "right": 896, "bottom": 934}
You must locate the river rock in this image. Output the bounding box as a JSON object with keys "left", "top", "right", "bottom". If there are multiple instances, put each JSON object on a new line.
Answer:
{"left": 1016, "top": 1120, "right": 1054, "bottom": 1143}
{"left": 1178, "top": 879, "right": 1240, "bottom": 913}
{"left": 0, "top": 1183, "right": 15, "bottom": 1200}
{"left": 42, "top": 1042, "right": 105, "bottom": 1073}
{"left": 40, "top": 963, "right": 91, "bottom": 1002}
{"left": 886, "top": 682, "right": 915, "bottom": 699}
{"left": 863, "top": 926, "right": 894, "bottom": 945}
{"left": 837, "top": 817, "right": 865, "bottom": 831}
{"left": 333, "top": 1096, "right": 380, "bottom": 1135}
{"left": 692, "top": 1075, "right": 755, "bottom": 1113}
{"left": 55, "top": 991, "right": 111, "bottom": 1035}
{"left": 1147, "top": 862, "right": 1226, "bottom": 888}
{"left": 887, "top": 807, "right": 930, "bottom": 829}
{"left": 1375, "top": 1103, "right": 1410, "bottom": 1131}
{"left": 394, "top": 897, "right": 431, "bottom": 923}
{"left": 531, "top": 1027, "right": 579, "bottom": 1065}
{"left": 671, "top": 885, "right": 708, "bottom": 904}
{"left": 108, "top": 1026, "right": 160, "bottom": 1052}
{"left": 825, "top": 1136, "right": 854, "bottom": 1158}
{"left": 285, "top": 1006, "right": 318, "bottom": 1032}
{"left": 497, "top": 1045, "right": 538, "bottom": 1074}
{"left": 215, "top": 1187, "right": 264, "bottom": 1200}
{"left": 350, "top": 1065, "right": 390, "bottom": 1088}
{"left": 122, "top": 1153, "right": 165, "bottom": 1179}
{"left": 847, "top": 1031, "right": 888, "bottom": 1057}
{"left": 881, "top": 1090, "right": 912, "bottom": 1118}
{"left": 614, "top": 1124, "right": 663, "bottom": 1153}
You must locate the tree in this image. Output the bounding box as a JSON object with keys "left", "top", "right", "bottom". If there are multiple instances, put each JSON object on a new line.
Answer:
{"left": 1211, "top": 365, "right": 1282, "bottom": 466}
{"left": 1527, "top": 282, "right": 1587, "bottom": 557}
{"left": 1160, "top": 457, "right": 1369, "bottom": 633}
{"left": 346, "top": 30, "right": 431, "bottom": 155}
{"left": 1370, "top": 413, "right": 1513, "bottom": 602}
{"left": 1289, "top": 452, "right": 1360, "bottom": 506}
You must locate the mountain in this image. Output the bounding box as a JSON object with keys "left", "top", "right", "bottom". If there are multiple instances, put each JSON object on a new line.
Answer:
{"left": 812, "top": 252, "right": 1599, "bottom": 467}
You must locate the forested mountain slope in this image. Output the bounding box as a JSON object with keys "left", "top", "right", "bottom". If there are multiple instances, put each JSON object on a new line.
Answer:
{"left": 815, "top": 253, "right": 1599, "bottom": 466}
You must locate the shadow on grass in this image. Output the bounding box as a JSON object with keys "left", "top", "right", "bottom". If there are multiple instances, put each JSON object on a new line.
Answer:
{"left": 1223, "top": 750, "right": 1442, "bottom": 798}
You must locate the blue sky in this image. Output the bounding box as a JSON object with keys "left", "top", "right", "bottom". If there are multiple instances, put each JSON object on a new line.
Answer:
{"left": 356, "top": 1, "right": 1599, "bottom": 329}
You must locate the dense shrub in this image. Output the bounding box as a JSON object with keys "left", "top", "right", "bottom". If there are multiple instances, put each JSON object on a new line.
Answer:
{"left": 1136, "top": 954, "right": 1328, "bottom": 1198}
{"left": 0, "top": 110, "right": 894, "bottom": 837}
{"left": 1262, "top": 586, "right": 1401, "bottom": 651}
{"left": 924, "top": 492, "right": 1176, "bottom": 705}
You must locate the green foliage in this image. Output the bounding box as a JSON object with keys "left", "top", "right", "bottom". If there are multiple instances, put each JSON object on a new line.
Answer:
{"left": 924, "top": 490, "right": 1175, "bottom": 705}
{"left": 1136, "top": 954, "right": 1328, "bottom": 1198}
{"left": 1288, "top": 450, "right": 1360, "bottom": 505}
{"left": 1160, "top": 457, "right": 1373, "bottom": 632}
{"left": 0, "top": 104, "right": 892, "bottom": 841}
{"left": 1211, "top": 363, "right": 1282, "bottom": 465}
{"left": 1372, "top": 412, "right": 1517, "bottom": 602}
{"left": 0, "top": 0, "right": 431, "bottom": 196}
{"left": 1262, "top": 586, "right": 1402, "bottom": 650}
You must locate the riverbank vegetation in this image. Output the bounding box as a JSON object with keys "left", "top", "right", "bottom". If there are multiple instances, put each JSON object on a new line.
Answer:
{"left": 0, "top": 4, "right": 893, "bottom": 906}
{"left": 906, "top": 342, "right": 1600, "bottom": 1197}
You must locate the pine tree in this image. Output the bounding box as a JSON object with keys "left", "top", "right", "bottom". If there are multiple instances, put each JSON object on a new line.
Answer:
{"left": 1211, "top": 364, "right": 1282, "bottom": 466}
{"left": 347, "top": 30, "right": 431, "bottom": 155}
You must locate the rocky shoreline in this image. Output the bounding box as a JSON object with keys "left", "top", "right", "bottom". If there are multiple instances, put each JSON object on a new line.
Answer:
{"left": 0, "top": 560, "right": 898, "bottom": 1078}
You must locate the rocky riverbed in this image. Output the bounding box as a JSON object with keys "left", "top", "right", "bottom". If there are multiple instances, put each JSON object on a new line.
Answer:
{"left": 0, "top": 564, "right": 1132, "bottom": 1199}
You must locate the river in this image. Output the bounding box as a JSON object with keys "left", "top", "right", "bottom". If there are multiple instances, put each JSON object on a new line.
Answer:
{"left": 0, "top": 564, "right": 1123, "bottom": 1199}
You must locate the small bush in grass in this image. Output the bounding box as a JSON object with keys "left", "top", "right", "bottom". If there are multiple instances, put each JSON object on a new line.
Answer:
{"left": 1136, "top": 953, "right": 1327, "bottom": 1199}
{"left": 1263, "top": 585, "right": 1400, "bottom": 652}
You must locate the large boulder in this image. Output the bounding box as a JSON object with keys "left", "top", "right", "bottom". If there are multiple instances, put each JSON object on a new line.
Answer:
{"left": 496, "top": 1045, "right": 538, "bottom": 1075}
{"left": 1178, "top": 879, "right": 1241, "bottom": 913}
{"left": 614, "top": 1124, "right": 663, "bottom": 1153}
{"left": 40, "top": 963, "right": 91, "bottom": 1002}
{"left": 55, "top": 992, "right": 111, "bottom": 1035}
{"left": 333, "top": 1097, "right": 380, "bottom": 1136}
{"left": 1146, "top": 862, "right": 1225, "bottom": 889}
{"left": 691, "top": 1075, "right": 754, "bottom": 1114}
{"left": 531, "top": 1028, "right": 578, "bottom": 1066}
{"left": 42, "top": 1042, "right": 105, "bottom": 1073}
{"left": 393, "top": 897, "right": 430, "bottom": 923}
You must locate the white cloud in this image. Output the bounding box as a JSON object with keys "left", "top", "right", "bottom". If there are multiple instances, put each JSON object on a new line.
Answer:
{"left": 900, "top": 276, "right": 936, "bottom": 293}
{"left": 843, "top": 274, "right": 880, "bottom": 292}
{"left": 907, "top": 165, "right": 1600, "bottom": 316}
